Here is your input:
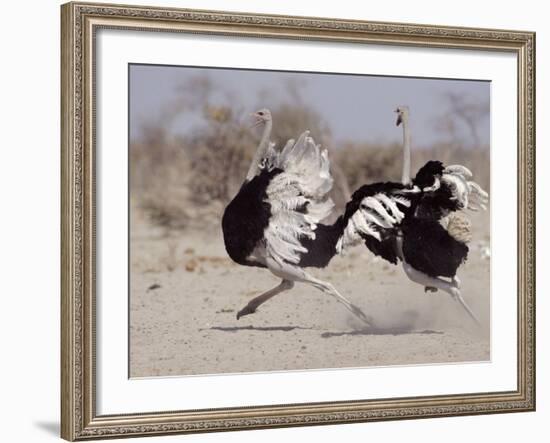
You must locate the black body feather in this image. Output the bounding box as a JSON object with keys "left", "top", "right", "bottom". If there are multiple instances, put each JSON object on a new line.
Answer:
{"left": 411, "top": 160, "right": 462, "bottom": 219}
{"left": 402, "top": 219, "right": 469, "bottom": 278}
{"left": 406, "top": 161, "right": 469, "bottom": 276}
{"left": 413, "top": 188, "right": 461, "bottom": 220}
{"left": 412, "top": 160, "right": 444, "bottom": 188}
{"left": 298, "top": 220, "right": 344, "bottom": 268}
{"left": 222, "top": 168, "right": 282, "bottom": 268}
{"left": 351, "top": 181, "right": 408, "bottom": 202}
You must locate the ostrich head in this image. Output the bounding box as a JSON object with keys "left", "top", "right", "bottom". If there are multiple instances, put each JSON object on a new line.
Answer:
{"left": 251, "top": 108, "right": 272, "bottom": 127}
{"left": 395, "top": 106, "right": 410, "bottom": 126}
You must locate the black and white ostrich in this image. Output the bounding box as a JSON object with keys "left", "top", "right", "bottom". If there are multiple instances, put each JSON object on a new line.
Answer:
{"left": 222, "top": 109, "right": 372, "bottom": 325}
{"left": 335, "top": 106, "right": 489, "bottom": 323}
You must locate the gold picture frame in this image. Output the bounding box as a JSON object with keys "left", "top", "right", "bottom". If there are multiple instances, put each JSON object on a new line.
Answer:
{"left": 61, "top": 1, "right": 536, "bottom": 440}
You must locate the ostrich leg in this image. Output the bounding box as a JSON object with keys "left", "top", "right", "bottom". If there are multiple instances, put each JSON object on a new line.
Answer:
{"left": 402, "top": 262, "right": 480, "bottom": 325}
{"left": 236, "top": 279, "right": 294, "bottom": 320}
{"left": 265, "top": 258, "right": 374, "bottom": 327}
{"left": 301, "top": 274, "right": 375, "bottom": 327}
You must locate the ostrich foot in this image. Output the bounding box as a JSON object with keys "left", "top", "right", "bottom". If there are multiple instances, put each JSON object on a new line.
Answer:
{"left": 449, "top": 287, "right": 480, "bottom": 325}
{"left": 402, "top": 262, "right": 479, "bottom": 325}
{"left": 424, "top": 286, "right": 438, "bottom": 293}
{"left": 348, "top": 303, "right": 375, "bottom": 328}
{"left": 235, "top": 279, "right": 294, "bottom": 321}
{"left": 236, "top": 305, "right": 256, "bottom": 320}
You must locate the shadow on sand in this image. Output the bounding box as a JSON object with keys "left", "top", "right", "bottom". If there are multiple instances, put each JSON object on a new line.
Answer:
{"left": 204, "top": 325, "right": 314, "bottom": 333}
{"left": 321, "top": 327, "right": 443, "bottom": 338}
{"left": 204, "top": 324, "right": 442, "bottom": 337}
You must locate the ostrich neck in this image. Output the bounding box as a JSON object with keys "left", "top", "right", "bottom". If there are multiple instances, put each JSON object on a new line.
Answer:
{"left": 401, "top": 118, "right": 411, "bottom": 185}
{"left": 246, "top": 119, "right": 272, "bottom": 181}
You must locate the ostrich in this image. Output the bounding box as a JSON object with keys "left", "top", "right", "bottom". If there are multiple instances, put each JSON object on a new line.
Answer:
{"left": 336, "top": 107, "right": 489, "bottom": 323}
{"left": 395, "top": 106, "right": 488, "bottom": 308}
{"left": 221, "top": 108, "right": 372, "bottom": 325}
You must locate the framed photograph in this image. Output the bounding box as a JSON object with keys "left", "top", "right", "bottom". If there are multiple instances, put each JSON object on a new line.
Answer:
{"left": 61, "top": 1, "right": 535, "bottom": 440}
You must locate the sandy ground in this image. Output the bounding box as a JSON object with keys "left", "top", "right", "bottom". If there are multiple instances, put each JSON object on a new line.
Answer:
{"left": 129, "top": 205, "right": 490, "bottom": 377}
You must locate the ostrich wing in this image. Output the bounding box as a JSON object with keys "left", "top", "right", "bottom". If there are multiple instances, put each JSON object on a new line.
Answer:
{"left": 263, "top": 132, "right": 334, "bottom": 266}
{"left": 336, "top": 182, "right": 412, "bottom": 264}
{"left": 412, "top": 162, "right": 489, "bottom": 220}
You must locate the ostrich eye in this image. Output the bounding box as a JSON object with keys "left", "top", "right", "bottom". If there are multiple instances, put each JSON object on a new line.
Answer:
{"left": 258, "top": 111, "right": 264, "bottom": 116}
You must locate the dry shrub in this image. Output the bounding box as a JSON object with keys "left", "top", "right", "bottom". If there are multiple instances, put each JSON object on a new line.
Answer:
{"left": 333, "top": 142, "right": 403, "bottom": 192}
{"left": 131, "top": 105, "right": 259, "bottom": 230}
{"left": 185, "top": 105, "right": 257, "bottom": 206}
{"left": 130, "top": 126, "right": 193, "bottom": 230}
{"left": 270, "top": 104, "right": 332, "bottom": 149}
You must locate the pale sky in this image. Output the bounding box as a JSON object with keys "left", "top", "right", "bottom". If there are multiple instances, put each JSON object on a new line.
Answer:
{"left": 130, "top": 64, "right": 490, "bottom": 149}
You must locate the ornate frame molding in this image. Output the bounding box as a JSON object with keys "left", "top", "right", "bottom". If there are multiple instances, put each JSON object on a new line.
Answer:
{"left": 61, "top": 2, "right": 535, "bottom": 440}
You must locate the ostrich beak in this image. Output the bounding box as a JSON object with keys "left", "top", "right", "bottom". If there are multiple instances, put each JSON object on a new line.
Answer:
{"left": 396, "top": 114, "right": 403, "bottom": 126}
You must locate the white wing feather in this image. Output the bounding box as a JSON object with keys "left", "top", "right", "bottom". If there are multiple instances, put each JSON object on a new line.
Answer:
{"left": 263, "top": 131, "right": 334, "bottom": 265}
{"left": 443, "top": 165, "right": 489, "bottom": 212}
{"left": 336, "top": 192, "right": 409, "bottom": 253}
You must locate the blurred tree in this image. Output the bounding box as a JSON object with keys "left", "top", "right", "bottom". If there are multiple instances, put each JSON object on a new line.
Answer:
{"left": 435, "top": 92, "right": 490, "bottom": 149}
